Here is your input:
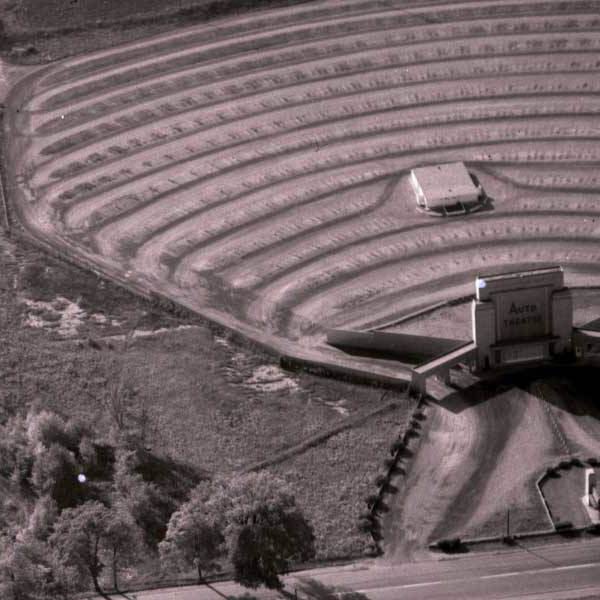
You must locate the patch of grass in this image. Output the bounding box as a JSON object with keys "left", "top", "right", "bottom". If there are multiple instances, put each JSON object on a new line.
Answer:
{"left": 268, "top": 402, "right": 414, "bottom": 559}
{"left": 541, "top": 465, "right": 590, "bottom": 529}
{"left": 0, "top": 0, "right": 313, "bottom": 63}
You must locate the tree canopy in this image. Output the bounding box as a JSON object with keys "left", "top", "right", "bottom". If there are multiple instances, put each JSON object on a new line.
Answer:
{"left": 49, "top": 500, "right": 141, "bottom": 596}
{"left": 164, "top": 472, "right": 315, "bottom": 590}
{"left": 158, "top": 482, "right": 224, "bottom": 583}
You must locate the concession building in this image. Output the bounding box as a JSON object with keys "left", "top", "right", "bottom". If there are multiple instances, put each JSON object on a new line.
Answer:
{"left": 410, "top": 161, "right": 482, "bottom": 214}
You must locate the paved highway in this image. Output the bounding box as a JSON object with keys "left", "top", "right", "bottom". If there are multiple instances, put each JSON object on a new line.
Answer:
{"left": 128, "top": 539, "right": 600, "bottom": 600}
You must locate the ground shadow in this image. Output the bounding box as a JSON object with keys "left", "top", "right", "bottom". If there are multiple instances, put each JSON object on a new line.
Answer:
{"left": 294, "top": 578, "right": 371, "bottom": 600}
{"left": 579, "top": 316, "right": 600, "bottom": 331}
{"left": 513, "top": 365, "right": 600, "bottom": 420}
{"left": 434, "top": 380, "right": 497, "bottom": 414}
{"left": 435, "top": 364, "right": 600, "bottom": 420}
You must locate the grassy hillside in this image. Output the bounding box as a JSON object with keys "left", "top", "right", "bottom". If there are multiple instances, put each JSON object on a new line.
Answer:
{"left": 0, "top": 225, "right": 412, "bottom": 565}
{"left": 0, "top": 0, "right": 311, "bottom": 61}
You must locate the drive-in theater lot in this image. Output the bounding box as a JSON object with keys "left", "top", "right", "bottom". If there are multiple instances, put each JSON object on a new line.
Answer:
{"left": 2, "top": 0, "right": 600, "bottom": 576}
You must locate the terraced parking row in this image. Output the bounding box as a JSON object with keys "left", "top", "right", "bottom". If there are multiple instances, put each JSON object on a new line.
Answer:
{"left": 8, "top": 0, "right": 600, "bottom": 379}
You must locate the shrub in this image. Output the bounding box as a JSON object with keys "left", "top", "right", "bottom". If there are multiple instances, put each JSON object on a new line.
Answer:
{"left": 374, "top": 474, "right": 387, "bottom": 487}
{"left": 558, "top": 460, "right": 572, "bottom": 470}
{"left": 363, "top": 543, "right": 380, "bottom": 557}
{"left": 586, "top": 457, "right": 599, "bottom": 467}
{"left": 555, "top": 521, "right": 574, "bottom": 531}
{"left": 545, "top": 467, "right": 559, "bottom": 478}
{"left": 357, "top": 520, "right": 372, "bottom": 534}
{"left": 383, "top": 457, "right": 396, "bottom": 469}
{"left": 389, "top": 439, "right": 403, "bottom": 455}
{"left": 371, "top": 529, "right": 382, "bottom": 542}
{"left": 437, "top": 538, "right": 463, "bottom": 553}
{"left": 502, "top": 535, "right": 516, "bottom": 546}
{"left": 365, "top": 494, "right": 379, "bottom": 509}
{"left": 585, "top": 523, "right": 600, "bottom": 535}
{"left": 571, "top": 457, "right": 583, "bottom": 467}
{"left": 359, "top": 511, "right": 376, "bottom": 524}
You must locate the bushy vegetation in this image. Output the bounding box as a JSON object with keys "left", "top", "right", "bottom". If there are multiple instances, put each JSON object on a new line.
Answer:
{"left": 0, "top": 232, "right": 410, "bottom": 593}
{"left": 0, "top": 405, "right": 314, "bottom": 597}
{"left": 160, "top": 472, "right": 315, "bottom": 590}
{"left": 436, "top": 537, "right": 464, "bottom": 553}
{"left": 0, "top": 404, "right": 202, "bottom": 597}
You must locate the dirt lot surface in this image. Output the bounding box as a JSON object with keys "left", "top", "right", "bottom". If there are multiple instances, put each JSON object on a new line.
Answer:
{"left": 383, "top": 367, "right": 600, "bottom": 561}
{"left": 3, "top": 0, "right": 600, "bottom": 382}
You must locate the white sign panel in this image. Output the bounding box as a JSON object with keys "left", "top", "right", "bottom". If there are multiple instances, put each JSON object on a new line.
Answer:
{"left": 495, "top": 287, "right": 549, "bottom": 341}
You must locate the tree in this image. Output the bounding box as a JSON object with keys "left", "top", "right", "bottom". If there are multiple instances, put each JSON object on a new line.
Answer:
{"left": 111, "top": 447, "right": 171, "bottom": 548}
{"left": 232, "top": 509, "right": 314, "bottom": 590}
{"left": 49, "top": 500, "right": 140, "bottom": 597}
{"left": 159, "top": 483, "right": 224, "bottom": 584}
{"left": 30, "top": 444, "right": 83, "bottom": 510}
{"left": 26, "top": 495, "right": 59, "bottom": 541}
{"left": 49, "top": 501, "right": 107, "bottom": 596}
{"left": 101, "top": 509, "right": 143, "bottom": 592}
{"left": 0, "top": 535, "right": 82, "bottom": 600}
{"left": 210, "top": 472, "right": 315, "bottom": 590}
{"left": 0, "top": 536, "right": 49, "bottom": 600}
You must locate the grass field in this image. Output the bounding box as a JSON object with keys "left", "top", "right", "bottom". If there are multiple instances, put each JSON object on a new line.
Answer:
{"left": 0, "top": 226, "right": 414, "bottom": 562}
{"left": 541, "top": 465, "right": 591, "bottom": 529}
{"left": 0, "top": 0, "right": 310, "bottom": 62}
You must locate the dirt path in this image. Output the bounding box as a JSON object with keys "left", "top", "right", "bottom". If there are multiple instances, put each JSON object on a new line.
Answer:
{"left": 382, "top": 388, "right": 480, "bottom": 560}
{"left": 381, "top": 372, "right": 586, "bottom": 562}
{"left": 0, "top": 59, "right": 38, "bottom": 103}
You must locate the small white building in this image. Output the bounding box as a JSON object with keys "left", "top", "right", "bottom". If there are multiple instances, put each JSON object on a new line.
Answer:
{"left": 410, "top": 162, "right": 481, "bottom": 212}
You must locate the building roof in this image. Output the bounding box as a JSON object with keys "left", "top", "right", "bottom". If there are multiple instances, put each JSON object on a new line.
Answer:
{"left": 411, "top": 162, "right": 478, "bottom": 206}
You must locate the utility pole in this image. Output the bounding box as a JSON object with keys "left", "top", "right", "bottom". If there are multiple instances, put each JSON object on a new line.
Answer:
{"left": 506, "top": 509, "right": 510, "bottom": 538}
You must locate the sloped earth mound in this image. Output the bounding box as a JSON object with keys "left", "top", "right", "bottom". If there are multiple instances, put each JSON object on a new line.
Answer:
{"left": 4, "top": 0, "right": 600, "bottom": 381}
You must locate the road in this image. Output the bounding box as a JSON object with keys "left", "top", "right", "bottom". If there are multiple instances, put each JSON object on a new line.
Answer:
{"left": 126, "top": 539, "right": 600, "bottom": 600}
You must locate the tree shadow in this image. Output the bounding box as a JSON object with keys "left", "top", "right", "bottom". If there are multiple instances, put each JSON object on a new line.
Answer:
{"left": 203, "top": 582, "right": 230, "bottom": 599}
{"left": 294, "top": 577, "right": 371, "bottom": 599}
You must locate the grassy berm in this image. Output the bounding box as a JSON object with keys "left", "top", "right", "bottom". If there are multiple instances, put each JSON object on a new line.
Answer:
{"left": 0, "top": 228, "right": 414, "bottom": 572}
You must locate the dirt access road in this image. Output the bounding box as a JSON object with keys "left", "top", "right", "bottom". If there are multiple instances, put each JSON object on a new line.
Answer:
{"left": 383, "top": 366, "right": 600, "bottom": 561}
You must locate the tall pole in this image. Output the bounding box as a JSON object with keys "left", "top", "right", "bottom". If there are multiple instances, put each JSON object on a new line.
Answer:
{"left": 506, "top": 509, "right": 510, "bottom": 538}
